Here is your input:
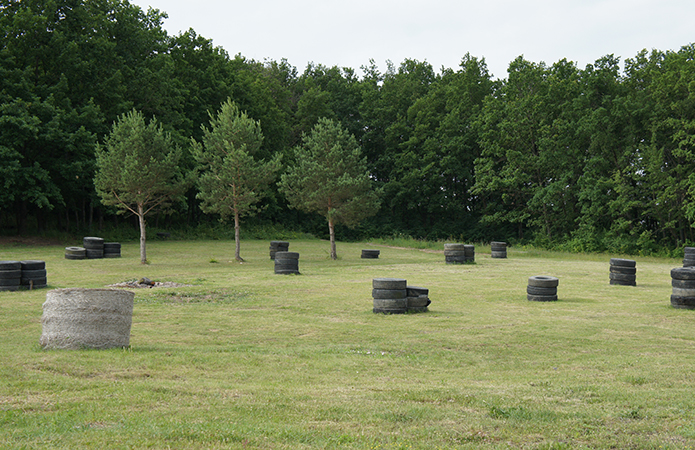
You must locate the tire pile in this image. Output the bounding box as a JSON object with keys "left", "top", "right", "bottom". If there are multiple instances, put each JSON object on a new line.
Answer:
{"left": 65, "top": 237, "right": 121, "bottom": 260}
{"left": 527, "top": 276, "right": 559, "bottom": 302}
{"left": 361, "top": 249, "right": 380, "bottom": 259}
{"left": 274, "top": 251, "right": 299, "bottom": 274}
{"left": 670, "top": 267, "right": 695, "bottom": 309}
{"left": 490, "top": 241, "right": 507, "bottom": 259}
{"left": 609, "top": 258, "right": 636, "bottom": 286}
{"left": 683, "top": 247, "right": 695, "bottom": 267}
{"left": 444, "top": 243, "right": 475, "bottom": 264}
{"left": 372, "top": 278, "right": 431, "bottom": 314}
{"left": 0, "top": 260, "right": 47, "bottom": 291}
{"left": 269, "top": 241, "right": 289, "bottom": 260}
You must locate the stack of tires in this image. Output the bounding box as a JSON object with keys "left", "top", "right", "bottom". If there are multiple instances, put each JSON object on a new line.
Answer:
{"left": 609, "top": 258, "right": 636, "bottom": 286}
{"left": 491, "top": 241, "right": 507, "bottom": 259}
{"left": 527, "top": 276, "right": 559, "bottom": 302}
{"left": 670, "top": 267, "right": 695, "bottom": 309}
{"left": 83, "top": 237, "right": 104, "bottom": 259}
{"left": 406, "top": 286, "right": 431, "bottom": 313}
{"left": 274, "top": 251, "right": 299, "bottom": 274}
{"left": 0, "top": 261, "right": 21, "bottom": 292}
{"left": 372, "top": 278, "right": 407, "bottom": 314}
{"left": 361, "top": 249, "right": 380, "bottom": 259}
{"left": 103, "top": 242, "right": 121, "bottom": 258}
{"left": 269, "top": 241, "right": 289, "bottom": 260}
{"left": 20, "top": 260, "right": 47, "bottom": 289}
{"left": 444, "top": 244, "right": 474, "bottom": 264}
{"left": 683, "top": 247, "right": 695, "bottom": 267}
{"left": 65, "top": 247, "right": 87, "bottom": 260}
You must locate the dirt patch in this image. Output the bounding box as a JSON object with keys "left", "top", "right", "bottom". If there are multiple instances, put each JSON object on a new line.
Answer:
{"left": 108, "top": 280, "right": 194, "bottom": 289}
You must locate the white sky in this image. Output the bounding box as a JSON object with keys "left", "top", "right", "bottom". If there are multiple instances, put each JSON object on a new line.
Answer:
{"left": 130, "top": 0, "right": 695, "bottom": 79}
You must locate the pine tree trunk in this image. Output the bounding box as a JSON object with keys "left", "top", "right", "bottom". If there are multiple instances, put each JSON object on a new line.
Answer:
{"left": 328, "top": 217, "right": 337, "bottom": 260}
{"left": 138, "top": 203, "right": 147, "bottom": 264}
{"left": 234, "top": 210, "right": 243, "bottom": 262}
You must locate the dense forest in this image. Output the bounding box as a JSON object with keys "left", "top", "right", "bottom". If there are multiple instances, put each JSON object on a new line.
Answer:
{"left": 2, "top": 0, "right": 695, "bottom": 255}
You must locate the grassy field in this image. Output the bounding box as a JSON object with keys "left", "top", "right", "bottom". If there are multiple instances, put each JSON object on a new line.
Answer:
{"left": 1, "top": 239, "right": 694, "bottom": 449}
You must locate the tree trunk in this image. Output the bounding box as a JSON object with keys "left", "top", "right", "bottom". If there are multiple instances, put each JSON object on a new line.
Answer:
{"left": 328, "top": 217, "right": 337, "bottom": 260}
{"left": 138, "top": 203, "right": 147, "bottom": 264}
{"left": 234, "top": 209, "right": 243, "bottom": 262}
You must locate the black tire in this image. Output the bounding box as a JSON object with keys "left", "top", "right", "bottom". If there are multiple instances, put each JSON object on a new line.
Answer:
{"left": 65, "top": 254, "right": 86, "bottom": 260}
{"left": 372, "top": 289, "right": 407, "bottom": 299}
{"left": 0, "top": 261, "right": 21, "bottom": 270}
{"left": 444, "top": 243, "right": 466, "bottom": 251}
{"left": 103, "top": 242, "right": 121, "bottom": 250}
{"left": 527, "top": 294, "right": 558, "bottom": 302}
{"left": 83, "top": 237, "right": 104, "bottom": 249}
{"left": 463, "top": 245, "right": 475, "bottom": 256}
{"left": 527, "top": 286, "right": 557, "bottom": 296}
{"left": 0, "top": 278, "right": 21, "bottom": 286}
{"left": 609, "top": 258, "right": 636, "bottom": 267}
{"left": 274, "top": 265, "right": 299, "bottom": 273}
{"left": 407, "top": 295, "right": 430, "bottom": 307}
{"left": 443, "top": 250, "right": 466, "bottom": 257}
{"left": 491, "top": 251, "right": 507, "bottom": 259}
{"left": 671, "top": 287, "right": 695, "bottom": 298}
{"left": 21, "top": 269, "right": 46, "bottom": 279}
{"left": 406, "top": 286, "right": 429, "bottom": 297}
{"left": 609, "top": 273, "right": 636, "bottom": 282}
{"left": 683, "top": 258, "right": 695, "bottom": 267}
{"left": 610, "top": 279, "right": 636, "bottom": 286}
{"left": 21, "top": 277, "right": 47, "bottom": 287}
{"left": 527, "top": 276, "right": 559, "bottom": 288}
{"left": 671, "top": 267, "right": 695, "bottom": 280}
{"left": 670, "top": 295, "right": 695, "bottom": 309}
{"left": 20, "top": 260, "right": 45, "bottom": 270}
{"left": 361, "top": 249, "right": 380, "bottom": 259}
{"left": 609, "top": 266, "right": 637, "bottom": 275}
{"left": 0, "top": 285, "right": 19, "bottom": 292}
{"left": 274, "top": 251, "right": 299, "bottom": 260}
{"left": 671, "top": 278, "right": 695, "bottom": 289}
{"left": 86, "top": 249, "right": 104, "bottom": 259}
{"left": 65, "top": 246, "right": 86, "bottom": 255}
{"left": 684, "top": 247, "right": 695, "bottom": 255}
{"left": 0, "top": 269, "right": 22, "bottom": 279}
{"left": 103, "top": 253, "right": 121, "bottom": 258}
{"left": 274, "top": 269, "right": 300, "bottom": 275}
{"left": 372, "top": 278, "right": 407, "bottom": 290}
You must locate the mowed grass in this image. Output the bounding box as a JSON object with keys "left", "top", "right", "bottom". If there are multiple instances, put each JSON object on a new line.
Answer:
{"left": 1, "top": 239, "right": 695, "bottom": 449}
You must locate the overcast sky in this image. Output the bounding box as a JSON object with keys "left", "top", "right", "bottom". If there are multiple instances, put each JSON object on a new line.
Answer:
{"left": 129, "top": 0, "right": 694, "bottom": 80}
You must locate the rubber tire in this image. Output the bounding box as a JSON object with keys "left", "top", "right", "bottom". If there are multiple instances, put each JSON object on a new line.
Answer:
{"left": 0, "top": 261, "right": 21, "bottom": 270}
{"left": 609, "top": 273, "right": 636, "bottom": 282}
{"left": 527, "top": 286, "right": 558, "bottom": 296}
{"left": 527, "top": 294, "right": 558, "bottom": 302}
{"left": 671, "top": 267, "right": 695, "bottom": 280}
{"left": 444, "top": 243, "right": 466, "bottom": 250}
{"left": 671, "top": 287, "right": 695, "bottom": 297}
{"left": 274, "top": 252, "right": 299, "bottom": 260}
{"left": 274, "top": 263, "right": 299, "bottom": 272}
{"left": 670, "top": 295, "right": 695, "bottom": 309}
{"left": 407, "top": 296, "right": 430, "bottom": 307}
{"left": 274, "top": 269, "right": 300, "bottom": 275}
{"left": 0, "top": 269, "right": 22, "bottom": 279}
{"left": 491, "top": 251, "right": 507, "bottom": 258}
{"left": 21, "top": 269, "right": 46, "bottom": 279}
{"left": 671, "top": 278, "right": 695, "bottom": 289}
{"left": 372, "top": 289, "right": 407, "bottom": 299}
{"left": 407, "top": 286, "right": 429, "bottom": 297}
{"left": 0, "top": 278, "right": 21, "bottom": 286}
{"left": 610, "top": 279, "right": 636, "bottom": 286}
{"left": 65, "top": 246, "right": 86, "bottom": 255}
{"left": 86, "top": 249, "right": 104, "bottom": 259}
{"left": 103, "top": 253, "right": 121, "bottom": 258}
{"left": 609, "top": 266, "right": 637, "bottom": 275}
{"left": 103, "top": 242, "right": 121, "bottom": 250}
{"left": 610, "top": 258, "right": 636, "bottom": 267}
{"left": 21, "top": 277, "right": 47, "bottom": 286}
{"left": 372, "top": 278, "right": 407, "bottom": 290}
{"left": 65, "top": 254, "right": 86, "bottom": 260}
{"left": 20, "top": 260, "right": 45, "bottom": 270}
{"left": 528, "top": 276, "right": 559, "bottom": 288}
{"left": 0, "top": 285, "right": 20, "bottom": 291}
{"left": 444, "top": 250, "right": 466, "bottom": 257}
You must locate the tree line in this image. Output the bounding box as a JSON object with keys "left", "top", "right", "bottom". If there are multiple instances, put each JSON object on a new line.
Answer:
{"left": 2, "top": 0, "right": 695, "bottom": 255}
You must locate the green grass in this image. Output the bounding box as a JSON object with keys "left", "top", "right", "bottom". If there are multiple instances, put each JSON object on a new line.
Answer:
{"left": 1, "top": 239, "right": 695, "bottom": 449}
